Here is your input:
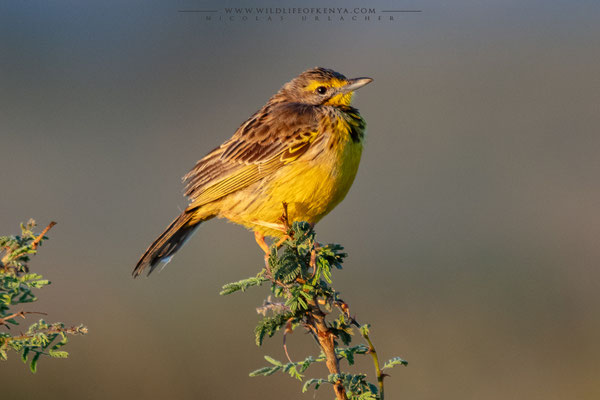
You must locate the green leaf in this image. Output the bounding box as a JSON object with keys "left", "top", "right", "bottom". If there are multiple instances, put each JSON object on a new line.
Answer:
{"left": 359, "top": 324, "right": 371, "bottom": 336}
{"left": 264, "top": 355, "right": 283, "bottom": 366}
{"left": 30, "top": 352, "right": 40, "bottom": 373}
{"left": 220, "top": 275, "right": 267, "bottom": 295}
{"left": 254, "top": 313, "right": 295, "bottom": 346}
{"left": 336, "top": 344, "right": 369, "bottom": 366}
{"left": 302, "top": 378, "right": 329, "bottom": 392}
{"left": 249, "top": 366, "right": 280, "bottom": 377}
{"left": 283, "top": 364, "right": 303, "bottom": 381}
{"left": 21, "top": 347, "right": 30, "bottom": 363}
{"left": 367, "top": 383, "right": 379, "bottom": 394}
{"left": 48, "top": 349, "right": 69, "bottom": 358}
{"left": 382, "top": 356, "right": 408, "bottom": 369}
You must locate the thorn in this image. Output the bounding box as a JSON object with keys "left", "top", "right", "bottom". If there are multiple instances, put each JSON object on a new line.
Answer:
{"left": 283, "top": 318, "right": 294, "bottom": 364}
{"left": 309, "top": 248, "right": 317, "bottom": 278}
{"left": 334, "top": 300, "right": 351, "bottom": 319}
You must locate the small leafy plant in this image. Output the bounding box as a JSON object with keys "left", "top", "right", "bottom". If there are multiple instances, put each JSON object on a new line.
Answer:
{"left": 221, "top": 211, "right": 407, "bottom": 400}
{"left": 0, "top": 219, "right": 87, "bottom": 373}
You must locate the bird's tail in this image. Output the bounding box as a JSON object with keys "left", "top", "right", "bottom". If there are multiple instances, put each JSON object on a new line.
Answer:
{"left": 133, "top": 209, "right": 206, "bottom": 278}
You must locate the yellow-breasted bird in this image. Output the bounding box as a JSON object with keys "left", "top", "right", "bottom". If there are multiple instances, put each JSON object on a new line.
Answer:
{"left": 133, "top": 67, "right": 372, "bottom": 277}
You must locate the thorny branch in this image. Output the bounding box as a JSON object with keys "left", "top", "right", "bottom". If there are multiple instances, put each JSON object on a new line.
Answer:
{"left": 1, "top": 219, "right": 87, "bottom": 372}
{"left": 276, "top": 205, "right": 348, "bottom": 399}
{"left": 306, "top": 298, "right": 348, "bottom": 400}
{"left": 334, "top": 300, "right": 386, "bottom": 398}
{"left": 0, "top": 311, "right": 47, "bottom": 328}
{"left": 31, "top": 221, "right": 56, "bottom": 250}
{"left": 227, "top": 207, "right": 406, "bottom": 399}
{"left": 2, "top": 324, "right": 88, "bottom": 345}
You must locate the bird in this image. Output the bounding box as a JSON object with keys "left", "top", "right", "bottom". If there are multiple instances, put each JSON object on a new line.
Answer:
{"left": 133, "top": 67, "right": 372, "bottom": 277}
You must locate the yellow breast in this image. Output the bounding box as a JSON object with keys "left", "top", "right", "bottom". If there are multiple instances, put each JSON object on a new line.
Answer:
{"left": 218, "top": 115, "right": 365, "bottom": 237}
{"left": 270, "top": 133, "right": 362, "bottom": 221}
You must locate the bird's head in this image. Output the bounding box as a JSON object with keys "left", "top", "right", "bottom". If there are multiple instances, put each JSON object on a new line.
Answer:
{"left": 276, "top": 67, "right": 373, "bottom": 107}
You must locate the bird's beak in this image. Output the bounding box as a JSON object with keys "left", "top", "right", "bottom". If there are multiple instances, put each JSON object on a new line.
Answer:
{"left": 340, "top": 77, "right": 373, "bottom": 93}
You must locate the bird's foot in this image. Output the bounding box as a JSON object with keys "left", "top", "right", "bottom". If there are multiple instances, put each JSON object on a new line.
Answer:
{"left": 254, "top": 231, "right": 270, "bottom": 256}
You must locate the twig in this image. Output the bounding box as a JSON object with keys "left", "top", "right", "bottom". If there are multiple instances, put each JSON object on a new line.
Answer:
{"left": 361, "top": 326, "right": 385, "bottom": 400}
{"left": 307, "top": 299, "right": 348, "bottom": 400}
{"left": 31, "top": 221, "right": 56, "bottom": 250}
{"left": 256, "top": 296, "right": 289, "bottom": 316}
{"left": 0, "top": 311, "right": 47, "bottom": 327}
{"left": 1, "top": 324, "right": 88, "bottom": 344}
{"left": 347, "top": 316, "right": 385, "bottom": 400}
{"left": 334, "top": 299, "right": 386, "bottom": 400}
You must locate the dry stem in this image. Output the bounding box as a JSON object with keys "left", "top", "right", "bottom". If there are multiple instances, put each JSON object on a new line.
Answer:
{"left": 0, "top": 311, "right": 47, "bottom": 327}
{"left": 0, "top": 324, "right": 88, "bottom": 345}
{"left": 31, "top": 221, "right": 57, "bottom": 250}
{"left": 307, "top": 299, "right": 348, "bottom": 400}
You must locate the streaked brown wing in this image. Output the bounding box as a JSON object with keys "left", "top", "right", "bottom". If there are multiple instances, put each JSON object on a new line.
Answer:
{"left": 183, "top": 103, "right": 320, "bottom": 208}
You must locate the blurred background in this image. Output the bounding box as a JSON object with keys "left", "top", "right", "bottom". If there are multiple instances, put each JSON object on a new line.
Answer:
{"left": 1, "top": 0, "right": 599, "bottom": 399}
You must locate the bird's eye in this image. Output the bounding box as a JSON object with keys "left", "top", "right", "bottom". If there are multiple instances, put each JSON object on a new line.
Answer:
{"left": 316, "top": 86, "right": 327, "bottom": 95}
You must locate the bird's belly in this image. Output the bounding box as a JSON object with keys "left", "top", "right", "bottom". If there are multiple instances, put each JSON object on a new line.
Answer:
{"left": 219, "top": 139, "right": 363, "bottom": 236}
